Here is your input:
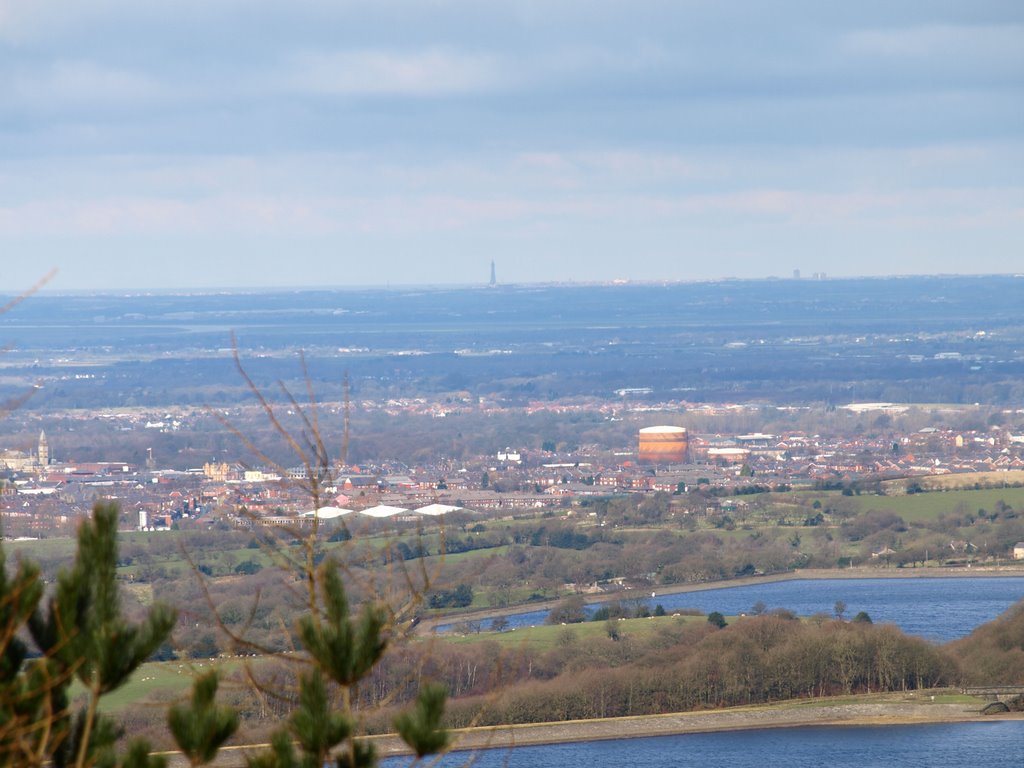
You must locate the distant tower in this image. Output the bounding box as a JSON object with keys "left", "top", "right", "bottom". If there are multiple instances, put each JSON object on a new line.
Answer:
{"left": 37, "top": 430, "right": 49, "bottom": 467}
{"left": 489, "top": 260, "right": 497, "bottom": 287}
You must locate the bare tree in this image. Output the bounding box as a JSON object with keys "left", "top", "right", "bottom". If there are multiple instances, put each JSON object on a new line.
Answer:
{"left": 188, "top": 338, "right": 454, "bottom": 766}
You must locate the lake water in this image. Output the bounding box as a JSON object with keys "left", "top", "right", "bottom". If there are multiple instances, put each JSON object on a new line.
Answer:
{"left": 384, "top": 722, "right": 1024, "bottom": 767}
{"left": 445, "top": 576, "right": 1024, "bottom": 641}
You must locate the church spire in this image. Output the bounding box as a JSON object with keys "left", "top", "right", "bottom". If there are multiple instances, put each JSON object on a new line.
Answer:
{"left": 37, "top": 430, "right": 49, "bottom": 467}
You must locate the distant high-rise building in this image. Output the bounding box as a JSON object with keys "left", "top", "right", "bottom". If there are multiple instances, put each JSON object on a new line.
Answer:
{"left": 793, "top": 269, "right": 801, "bottom": 279}
{"left": 489, "top": 260, "right": 496, "bottom": 286}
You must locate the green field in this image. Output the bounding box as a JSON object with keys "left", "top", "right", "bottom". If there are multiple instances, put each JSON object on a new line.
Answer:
{"left": 422, "top": 543, "right": 512, "bottom": 565}
{"left": 846, "top": 486, "right": 1024, "bottom": 522}
{"left": 70, "top": 659, "right": 206, "bottom": 713}
{"left": 444, "top": 613, "right": 714, "bottom": 651}
{"left": 5, "top": 536, "right": 79, "bottom": 560}
{"left": 68, "top": 654, "right": 278, "bottom": 714}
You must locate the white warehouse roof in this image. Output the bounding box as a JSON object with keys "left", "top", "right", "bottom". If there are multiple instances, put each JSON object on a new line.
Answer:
{"left": 359, "top": 504, "right": 408, "bottom": 518}
{"left": 414, "top": 503, "right": 463, "bottom": 516}
{"left": 300, "top": 506, "right": 353, "bottom": 519}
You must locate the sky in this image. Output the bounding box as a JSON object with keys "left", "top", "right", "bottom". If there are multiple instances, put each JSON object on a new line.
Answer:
{"left": 1, "top": 1, "right": 1022, "bottom": 291}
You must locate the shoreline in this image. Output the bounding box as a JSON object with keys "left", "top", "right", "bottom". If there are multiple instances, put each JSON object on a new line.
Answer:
{"left": 185, "top": 693, "right": 1023, "bottom": 766}
{"left": 419, "top": 565, "right": 1024, "bottom": 632}
{"left": 368, "top": 696, "right": 1024, "bottom": 756}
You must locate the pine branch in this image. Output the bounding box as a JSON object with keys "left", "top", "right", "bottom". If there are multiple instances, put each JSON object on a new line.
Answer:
{"left": 168, "top": 671, "right": 239, "bottom": 767}
{"left": 393, "top": 682, "right": 450, "bottom": 759}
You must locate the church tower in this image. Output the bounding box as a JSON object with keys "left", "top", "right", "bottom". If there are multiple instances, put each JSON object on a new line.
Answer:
{"left": 37, "top": 430, "right": 49, "bottom": 467}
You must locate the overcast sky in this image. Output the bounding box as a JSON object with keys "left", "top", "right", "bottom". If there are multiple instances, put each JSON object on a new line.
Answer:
{"left": 2, "top": 1, "right": 1022, "bottom": 291}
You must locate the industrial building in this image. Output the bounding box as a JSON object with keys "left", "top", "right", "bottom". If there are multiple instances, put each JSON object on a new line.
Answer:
{"left": 638, "top": 426, "right": 688, "bottom": 464}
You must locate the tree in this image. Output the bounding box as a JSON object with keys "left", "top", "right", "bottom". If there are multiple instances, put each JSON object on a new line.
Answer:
{"left": 546, "top": 595, "right": 588, "bottom": 624}
{"left": 169, "top": 672, "right": 238, "bottom": 768}
{"left": 207, "top": 346, "right": 453, "bottom": 768}
{"left": 393, "top": 683, "right": 450, "bottom": 758}
{"left": 605, "top": 619, "right": 620, "bottom": 641}
{"left": 708, "top": 611, "right": 727, "bottom": 629}
{"left": 591, "top": 606, "right": 611, "bottom": 622}
{"left": 834, "top": 601, "right": 847, "bottom": 621}
{"left": 1, "top": 502, "right": 179, "bottom": 768}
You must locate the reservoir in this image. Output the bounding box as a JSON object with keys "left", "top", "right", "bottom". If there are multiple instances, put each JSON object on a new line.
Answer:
{"left": 444, "top": 576, "right": 1024, "bottom": 641}
{"left": 385, "top": 721, "right": 1024, "bottom": 767}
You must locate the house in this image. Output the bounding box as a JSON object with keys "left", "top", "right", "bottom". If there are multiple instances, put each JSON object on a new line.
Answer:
{"left": 1013, "top": 542, "right": 1024, "bottom": 561}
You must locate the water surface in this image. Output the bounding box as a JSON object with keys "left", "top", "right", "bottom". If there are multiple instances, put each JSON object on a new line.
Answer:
{"left": 447, "top": 576, "right": 1024, "bottom": 641}
{"left": 385, "top": 722, "right": 1024, "bottom": 767}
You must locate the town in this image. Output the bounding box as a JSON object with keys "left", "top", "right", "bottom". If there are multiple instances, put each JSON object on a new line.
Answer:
{"left": 5, "top": 395, "right": 1024, "bottom": 549}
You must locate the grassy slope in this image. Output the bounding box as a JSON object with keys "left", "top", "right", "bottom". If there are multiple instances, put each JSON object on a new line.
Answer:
{"left": 71, "top": 656, "right": 264, "bottom": 713}
{"left": 846, "top": 487, "right": 1024, "bottom": 522}
{"left": 436, "top": 613, "right": 718, "bottom": 650}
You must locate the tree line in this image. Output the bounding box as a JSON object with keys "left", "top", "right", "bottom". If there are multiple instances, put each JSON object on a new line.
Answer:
{"left": 387, "top": 599, "right": 1023, "bottom": 729}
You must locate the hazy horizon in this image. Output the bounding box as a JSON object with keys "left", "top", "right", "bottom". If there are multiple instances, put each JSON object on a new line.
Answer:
{"left": 2, "top": 270, "right": 1015, "bottom": 303}
{"left": 8, "top": 270, "right": 1019, "bottom": 297}
{"left": 3, "top": 2, "right": 1021, "bottom": 291}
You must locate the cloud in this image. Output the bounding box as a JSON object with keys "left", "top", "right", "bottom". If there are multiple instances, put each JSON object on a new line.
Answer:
{"left": 5, "top": 59, "right": 161, "bottom": 110}
{"left": 282, "top": 48, "right": 502, "bottom": 96}
{"left": 842, "top": 23, "right": 1024, "bottom": 60}
{"left": 2, "top": 166, "right": 1018, "bottom": 241}
{"left": 0, "top": 2, "right": 1021, "bottom": 287}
